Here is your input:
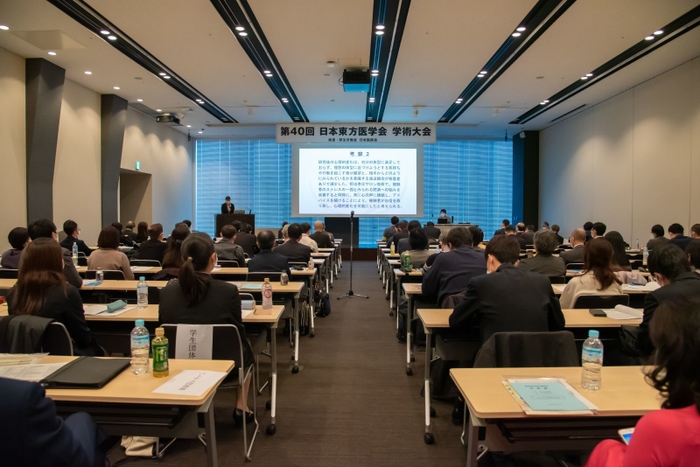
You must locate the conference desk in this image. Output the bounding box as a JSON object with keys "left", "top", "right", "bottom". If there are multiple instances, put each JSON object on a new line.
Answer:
{"left": 451, "top": 366, "right": 659, "bottom": 467}
{"left": 42, "top": 356, "right": 233, "bottom": 467}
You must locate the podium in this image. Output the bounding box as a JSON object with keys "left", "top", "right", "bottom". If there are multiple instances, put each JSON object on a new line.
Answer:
{"left": 216, "top": 214, "right": 255, "bottom": 235}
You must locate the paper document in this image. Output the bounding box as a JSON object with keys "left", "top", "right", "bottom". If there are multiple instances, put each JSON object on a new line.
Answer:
{"left": 241, "top": 308, "right": 255, "bottom": 319}
{"left": 604, "top": 305, "right": 643, "bottom": 320}
{"left": 152, "top": 370, "right": 228, "bottom": 397}
{"left": 504, "top": 378, "right": 597, "bottom": 414}
{"left": 84, "top": 305, "right": 137, "bottom": 316}
{"left": 240, "top": 283, "right": 262, "bottom": 291}
{"left": 131, "top": 266, "right": 151, "bottom": 272}
{"left": 0, "top": 362, "right": 68, "bottom": 381}
{"left": 0, "top": 353, "right": 49, "bottom": 367}
{"left": 623, "top": 282, "right": 660, "bottom": 291}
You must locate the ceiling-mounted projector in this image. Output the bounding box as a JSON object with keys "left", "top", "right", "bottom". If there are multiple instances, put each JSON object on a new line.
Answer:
{"left": 156, "top": 113, "right": 181, "bottom": 126}
{"left": 343, "top": 69, "right": 370, "bottom": 92}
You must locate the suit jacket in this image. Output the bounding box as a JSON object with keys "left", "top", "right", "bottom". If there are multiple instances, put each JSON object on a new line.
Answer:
{"left": 492, "top": 228, "right": 505, "bottom": 237}
{"left": 382, "top": 225, "right": 397, "bottom": 240}
{"left": 159, "top": 278, "right": 253, "bottom": 368}
{"left": 136, "top": 239, "right": 167, "bottom": 263}
{"left": 638, "top": 272, "right": 700, "bottom": 356}
{"left": 518, "top": 254, "right": 566, "bottom": 277}
{"left": 221, "top": 202, "right": 234, "bottom": 214}
{"left": 422, "top": 245, "right": 487, "bottom": 306}
{"left": 1, "top": 248, "right": 22, "bottom": 269}
{"left": 560, "top": 244, "right": 585, "bottom": 264}
{"left": 310, "top": 231, "right": 333, "bottom": 248}
{"left": 388, "top": 230, "right": 408, "bottom": 251}
{"left": 397, "top": 237, "right": 411, "bottom": 254}
{"left": 234, "top": 232, "right": 259, "bottom": 257}
{"left": 424, "top": 225, "right": 442, "bottom": 240}
{"left": 519, "top": 231, "right": 535, "bottom": 246}
{"left": 449, "top": 264, "right": 565, "bottom": 343}
{"left": 19, "top": 247, "right": 82, "bottom": 288}
{"left": 0, "top": 377, "right": 104, "bottom": 467}
{"left": 513, "top": 234, "right": 528, "bottom": 250}
{"left": 247, "top": 250, "right": 291, "bottom": 277}
{"left": 669, "top": 235, "right": 692, "bottom": 251}
{"left": 214, "top": 240, "right": 246, "bottom": 266}
{"left": 274, "top": 240, "right": 311, "bottom": 264}
{"left": 60, "top": 237, "right": 93, "bottom": 257}
{"left": 646, "top": 236, "right": 668, "bottom": 251}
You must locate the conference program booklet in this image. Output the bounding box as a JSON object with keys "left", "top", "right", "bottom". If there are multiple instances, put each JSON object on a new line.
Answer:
{"left": 503, "top": 378, "right": 597, "bottom": 415}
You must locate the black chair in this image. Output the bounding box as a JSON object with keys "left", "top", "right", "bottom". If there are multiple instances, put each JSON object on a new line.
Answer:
{"left": 548, "top": 275, "right": 566, "bottom": 284}
{"left": 572, "top": 294, "right": 629, "bottom": 309}
{"left": 246, "top": 272, "right": 283, "bottom": 282}
{"left": 0, "top": 316, "right": 72, "bottom": 355}
{"left": 474, "top": 331, "right": 579, "bottom": 368}
{"left": 130, "top": 259, "right": 161, "bottom": 267}
{"left": 77, "top": 252, "right": 88, "bottom": 267}
{"left": 218, "top": 259, "right": 240, "bottom": 267}
{"left": 147, "top": 286, "right": 160, "bottom": 304}
{"left": 85, "top": 270, "right": 126, "bottom": 280}
{"left": 42, "top": 322, "right": 74, "bottom": 356}
{"left": 0, "top": 269, "right": 18, "bottom": 279}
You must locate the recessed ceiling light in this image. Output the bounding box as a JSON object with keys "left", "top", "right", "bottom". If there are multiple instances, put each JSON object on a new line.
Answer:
{"left": 654, "top": 30, "right": 663, "bottom": 35}
{"left": 0, "top": 25, "right": 9, "bottom": 31}
{"left": 186, "top": 125, "right": 191, "bottom": 128}
{"left": 137, "top": 98, "right": 143, "bottom": 102}
{"left": 369, "top": 97, "right": 375, "bottom": 102}
{"left": 113, "top": 86, "right": 120, "bottom": 90}
{"left": 48, "top": 51, "right": 56, "bottom": 56}
{"left": 476, "top": 74, "right": 484, "bottom": 78}
{"left": 544, "top": 100, "right": 549, "bottom": 103}
{"left": 84, "top": 71, "right": 92, "bottom": 75}
{"left": 156, "top": 109, "right": 162, "bottom": 112}
{"left": 100, "top": 30, "right": 110, "bottom": 35}
{"left": 455, "top": 100, "right": 462, "bottom": 104}
{"left": 198, "top": 131, "right": 203, "bottom": 134}
{"left": 645, "top": 35, "right": 654, "bottom": 40}
{"left": 235, "top": 26, "right": 245, "bottom": 31}
{"left": 107, "top": 35, "right": 117, "bottom": 41}
{"left": 580, "top": 76, "right": 588, "bottom": 80}
{"left": 376, "top": 30, "right": 384, "bottom": 35}
{"left": 512, "top": 32, "right": 521, "bottom": 37}
{"left": 586, "top": 73, "right": 593, "bottom": 77}
{"left": 516, "top": 27, "right": 526, "bottom": 32}
{"left": 540, "top": 101, "right": 547, "bottom": 105}
{"left": 163, "top": 76, "right": 170, "bottom": 79}
{"left": 281, "top": 98, "right": 288, "bottom": 103}
{"left": 375, "top": 25, "right": 385, "bottom": 30}
{"left": 479, "top": 71, "right": 487, "bottom": 75}
{"left": 238, "top": 32, "right": 248, "bottom": 37}
{"left": 159, "top": 72, "right": 166, "bottom": 76}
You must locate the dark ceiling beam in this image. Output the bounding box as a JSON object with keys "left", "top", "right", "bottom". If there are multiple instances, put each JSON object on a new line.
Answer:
{"left": 439, "top": 0, "right": 576, "bottom": 124}
{"left": 47, "top": 0, "right": 237, "bottom": 123}
{"left": 365, "top": 0, "right": 412, "bottom": 122}
{"left": 210, "top": 0, "right": 308, "bottom": 122}
{"left": 511, "top": 4, "right": 700, "bottom": 125}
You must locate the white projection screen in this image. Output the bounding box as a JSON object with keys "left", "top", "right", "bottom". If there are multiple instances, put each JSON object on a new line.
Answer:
{"left": 292, "top": 144, "right": 423, "bottom": 217}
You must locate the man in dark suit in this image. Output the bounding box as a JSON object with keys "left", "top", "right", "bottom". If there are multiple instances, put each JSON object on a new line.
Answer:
{"left": 637, "top": 244, "right": 700, "bottom": 356}
{"left": 383, "top": 216, "right": 399, "bottom": 240}
{"left": 310, "top": 221, "right": 334, "bottom": 248}
{"left": 646, "top": 224, "right": 668, "bottom": 251}
{"left": 214, "top": 225, "right": 246, "bottom": 266}
{"left": 0, "top": 377, "right": 106, "bottom": 466}
{"left": 20, "top": 219, "right": 82, "bottom": 288}
{"left": 248, "top": 230, "right": 291, "bottom": 277}
{"left": 424, "top": 221, "right": 441, "bottom": 241}
{"left": 560, "top": 228, "right": 586, "bottom": 264}
{"left": 136, "top": 223, "right": 167, "bottom": 263}
{"left": 421, "top": 227, "right": 487, "bottom": 307}
{"left": 449, "top": 235, "right": 565, "bottom": 343}
{"left": 591, "top": 221, "right": 607, "bottom": 239}
{"left": 275, "top": 223, "right": 312, "bottom": 264}
{"left": 59, "top": 219, "right": 92, "bottom": 257}
{"left": 505, "top": 225, "right": 527, "bottom": 249}
{"left": 124, "top": 221, "right": 138, "bottom": 241}
{"left": 388, "top": 220, "right": 409, "bottom": 251}
{"left": 234, "top": 223, "right": 258, "bottom": 257}
{"left": 110, "top": 222, "right": 134, "bottom": 246}
{"left": 668, "top": 223, "right": 693, "bottom": 251}
{"left": 517, "top": 230, "right": 566, "bottom": 277}
{"left": 221, "top": 196, "right": 234, "bottom": 214}
{"left": 492, "top": 219, "right": 510, "bottom": 237}
{"left": 520, "top": 224, "right": 536, "bottom": 246}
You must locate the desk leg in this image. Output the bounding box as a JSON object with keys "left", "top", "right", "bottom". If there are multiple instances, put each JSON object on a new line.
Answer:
{"left": 328, "top": 259, "right": 333, "bottom": 288}
{"left": 406, "top": 295, "right": 413, "bottom": 375}
{"left": 394, "top": 275, "right": 401, "bottom": 315}
{"left": 204, "top": 400, "right": 219, "bottom": 467}
{"left": 389, "top": 271, "right": 394, "bottom": 310}
{"left": 308, "top": 278, "right": 315, "bottom": 338}
{"left": 266, "top": 321, "right": 278, "bottom": 435}
{"left": 292, "top": 295, "right": 300, "bottom": 373}
{"left": 423, "top": 327, "right": 434, "bottom": 444}
{"left": 465, "top": 416, "right": 479, "bottom": 467}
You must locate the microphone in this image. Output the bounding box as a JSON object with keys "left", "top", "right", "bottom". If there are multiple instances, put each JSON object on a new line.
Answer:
{"left": 350, "top": 210, "right": 355, "bottom": 218}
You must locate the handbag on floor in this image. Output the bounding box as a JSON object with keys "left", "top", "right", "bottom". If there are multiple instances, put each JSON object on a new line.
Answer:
{"left": 121, "top": 436, "right": 158, "bottom": 457}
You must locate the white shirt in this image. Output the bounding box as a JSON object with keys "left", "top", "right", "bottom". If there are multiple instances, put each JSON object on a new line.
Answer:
{"left": 299, "top": 235, "right": 318, "bottom": 253}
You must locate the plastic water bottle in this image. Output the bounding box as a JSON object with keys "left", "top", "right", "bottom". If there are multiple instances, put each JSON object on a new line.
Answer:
{"left": 137, "top": 276, "right": 148, "bottom": 308}
{"left": 581, "top": 330, "right": 603, "bottom": 390}
{"left": 72, "top": 242, "right": 79, "bottom": 267}
{"left": 262, "top": 277, "right": 273, "bottom": 310}
{"left": 635, "top": 238, "right": 640, "bottom": 250}
{"left": 280, "top": 272, "right": 289, "bottom": 285}
{"left": 435, "top": 243, "right": 440, "bottom": 253}
{"left": 95, "top": 267, "right": 104, "bottom": 283}
{"left": 308, "top": 258, "right": 314, "bottom": 270}
{"left": 643, "top": 246, "right": 649, "bottom": 265}
{"left": 130, "top": 319, "right": 150, "bottom": 375}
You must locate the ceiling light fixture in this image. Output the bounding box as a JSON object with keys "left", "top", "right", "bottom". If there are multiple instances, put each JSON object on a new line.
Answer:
{"left": 159, "top": 72, "right": 166, "bottom": 76}
{"left": 376, "top": 30, "right": 384, "bottom": 35}
{"left": 479, "top": 71, "right": 487, "bottom": 75}
{"left": 238, "top": 32, "right": 248, "bottom": 37}
{"left": 99, "top": 30, "right": 109, "bottom": 35}
{"left": 516, "top": 27, "right": 526, "bottom": 32}
{"left": 48, "top": 51, "right": 56, "bottom": 56}
{"left": 580, "top": 76, "right": 588, "bottom": 80}
{"left": 645, "top": 35, "right": 654, "bottom": 40}
{"left": 0, "top": 25, "right": 9, "bottom": 31}
{"left": 455, "top": 99, "right": 463, "bottom": 104}
{"left": 137, "top": 98, "right": 143, "bottom": 102}
{"left": 235, "top": 26, "right": 245, "bottom": 31}
{"left": 156, "top": 109, "right": 162, "bottom": 112}
{"left": 369, "top": 97, "right": 375, "bottom": 102}
{"left": 186, "top": 125, "right": 191, "bottom": 128}
{"left": 107, "top": 35, "right": 117, "bottom": 41}
{"left": 84, "top": 71, "right": 92, "bottom": 75}
{"left": 586, "top": 73, "right": 593, "bottom": 77}
{"left": 163, "top": 75, "right": 170, "bottom": 79}
{"left": 113, "top": 86, "right": 120, "bottom": 90}
{"left": 512, "top": 32, "right": 521, "bottom": 37}
{"left": 375, "top": 25, "right": 385, "bottom": 30}
{"left": 281, "top": 98, "right": 289, "bottom": 103}
{"left": 654, "top": 30, "right": 664, "bottom": 35}
{"left": 476, "top": 74, "right": 484, "bottom": 78}
{"left": 198, "top": 130, "right": 203, "bottom": 134}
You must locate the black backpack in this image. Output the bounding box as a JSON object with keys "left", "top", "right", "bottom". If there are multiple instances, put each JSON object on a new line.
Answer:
{"left": 314, "top": 284, "right": 331, "bottom": 317}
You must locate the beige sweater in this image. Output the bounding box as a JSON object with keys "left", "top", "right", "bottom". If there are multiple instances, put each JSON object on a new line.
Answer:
{"left": 559, "top": 272, "right": 623, "bottom": 308}
{"left": 87, "top": 248, "right": 134, "bottom": 280}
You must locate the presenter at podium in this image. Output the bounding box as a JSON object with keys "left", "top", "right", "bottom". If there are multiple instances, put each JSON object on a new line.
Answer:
{"left": 437, "top": 209, "right": 449, "bottom": 224}
{"left": 221, "top": 196, "right": 234, "bottom": 214}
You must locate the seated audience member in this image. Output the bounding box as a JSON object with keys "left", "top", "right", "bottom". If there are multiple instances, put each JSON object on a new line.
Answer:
{"left": 110, "top": 221, "right": 134, "bottom": 246}
{"left": 559, "top": 238, "right": 623, "bottom": 308}
{"left": 424, "top": 221, "right": 441, "bottom": 241}
{"left": 646, "top": 224, "right": 668, "bottom": 251}
{"left": 124, "top": 221, "right": 138, "bottom": 241}
{"left": 387, "top": 220, "right": 408, "bottom": 251}
{"left": 668, "top": 223, "right": 692, "bottom": 251}
{"left": 181, "top": 219, "right": 192, "bottom": 229}
{"left": 59, "top": 220, "right": 92, "bottom": 257}
{"left": 688, "top": 239, "right": 700, "bottom": 272}
{"left": 691, "top": 223, "right": 700, "bottom": 238}
{"left": 159, "top": 233, "right": 254, "bottom": 426}
{"left": 8, "top": 238, "right": 102, "bottom": 355}
{"left": 156, "top": 223, "right": 191, "bottom": 280}
{"left": 136, "top": 223, "right": 167, "bottom": 263}
{"left": 468, "top": 226, "right": 484, "bottom": 248}
{"left": 1, "top": 227, "right": 30, "bottom": 269}
{"left": 492, "top": 219, "right": 510, "bottom": 237}
{"left": 606, "top": 230, "right": 647, "bottom": 285}
{"left": 20, "top": 219, "right": 82, "bottom": 288}
{"left": 585, "top": 296, "right": 700, "bottom": 467}
{"left": 522, "top": 225, "right": 536, "bottom": 246}
{"left": 635, "top": 245, "right": 700, "bottom": 357}
{"left": 449, "top": 235, "right": 564, "bottom": 343}
{"left": 87, "top": 226, "right": 135, "bottom": 280}
{"left": 518, "top": 230, "right": 565, "bottom": 277}
{"left": 234, "top": 223, "right": 259, "bottom": 257}
{"left": 248, "top": 230, "right": 291, "bottom": 277}
{"left": 0, "top": 377, "right": 106, "bottom": 467}
{"left": 541, "top": 221, "right": 550, "bottom": 230}
{"left": 551, "top": 224, "right": 564, "bottom": 245}
{"left": 134, "top": 221, "right": 148, "bottom": 243}
{"left": 322, "top": 222, "right": 335, "bottom": 243}
{"left": 274, "top": 223, "right": 312, "bottom": 264}
{"left": 277, "top": 221, "right": 288, "bottom": 240}
{"left": 405, "top": 227, "right": 432, "bottom": 269}
{"left": 215, "top": 225, "right": 246, "bottom": 266}
{"left": 310, "top": 221, "right": 334, "bottom": 248}
{"left": 383, "top": 216, "right": 399, "bottom": 240}
{"left": 298, "top": 222, "right": 319, "bottom": 253}
{"left": 421, "top": 227, "right": 487, "bottom": 307}
{"left": 591, "top": 221, "right": 606, "bottom": 239}
{"left": 398, "top": 220, "right": 422, "bottom": 254}
{"left": 583, "top": 221, "right": 594, "bottom": 243}
{"left": 561, "top": 228, "right": 586, "bottom": 264}
{"left": 505, "top": 225, "right": 527, "bottom": 249}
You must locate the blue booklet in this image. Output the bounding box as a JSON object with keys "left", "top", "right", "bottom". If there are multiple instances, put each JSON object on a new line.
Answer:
{"left": 508, "top": 379, "right": 590, "bottom": 412}
{"left": 241, "top": 283, "right": 263, "bottom": 291}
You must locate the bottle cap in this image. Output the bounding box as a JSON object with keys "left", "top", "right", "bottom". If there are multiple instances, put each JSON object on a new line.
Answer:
{"left": 135, "top": 319, "right": 145, "bottom": 326}
{"left": 588, "top": 330, "right": 599, "bottom": 338}
{"left": 265, "top": 277, "right": 270, "bottom": 282}
{"left": 155, "top": 327, "right": 164, "bottom": 336}
{"left": 140, "top": 276, "right": 146, "bottom": 281}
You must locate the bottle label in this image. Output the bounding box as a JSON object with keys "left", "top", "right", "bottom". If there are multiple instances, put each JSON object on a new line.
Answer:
{"left": 152, "top": 343, "right": 169, "bottom": 373}
{"left": 132, "top": 335, "right": 149, "bottom": 347}
{"left": 263, "top": 288, "right": 272, "bottom": 300}
{"left": 582, "top": 347, "right": 602, "bottom": 364}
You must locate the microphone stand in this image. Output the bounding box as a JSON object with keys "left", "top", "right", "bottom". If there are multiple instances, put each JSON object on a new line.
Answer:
{"left": 338, "top": 211, "right": 368, "bottom": 300}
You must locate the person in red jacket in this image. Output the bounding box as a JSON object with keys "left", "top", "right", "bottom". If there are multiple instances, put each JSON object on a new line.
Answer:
{"left": 585, "top": 295, "right": 700, "bottom": 467}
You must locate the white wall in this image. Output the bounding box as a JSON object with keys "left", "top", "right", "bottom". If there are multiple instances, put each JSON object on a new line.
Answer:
{"left": 540, "top": 56, "right": 700, "bottom": 244}
{"left": 0, "top": 47, "right": 26, "bottom": 251}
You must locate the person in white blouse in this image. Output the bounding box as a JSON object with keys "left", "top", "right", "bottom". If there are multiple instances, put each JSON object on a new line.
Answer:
{"left": 559, "top": 238, "right": 623, "bottom": 308}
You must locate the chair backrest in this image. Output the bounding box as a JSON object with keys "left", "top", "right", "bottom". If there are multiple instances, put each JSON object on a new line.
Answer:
{"left": 474, "top": 331, "right": 579, "bottom": 368}
{"left": 630, "top": 260, "right": 643, "bottom": 270}
{"left": 147, "top": 286, "right": 160, "bottom": 304}
{"left": 240, "top": 293, "right": 256, "bottom": 311}
{"left": 289, "top": 262, "right": 308, "bottom": 268}
{"left": 218, "top": 259, "right": 240, "bottom": 267}
{"left": 0, "top": 315, "right": 53, "bottom": 353}
{"left": 42, "top": 322, "right": 74, "bottom": 356}
{"left": 78, "top": 256, "right": 88, "bottom": 266}
{"left": 572, "top": 294, "right": 629, "bottom": 309}
{"left": 86, "top": 270, "right": 126, "bottom": 280}
{"left": 549, "top": 275, "right": 566, "bottom": 284}
{"left": 246, "top": 272, "right": 282, "bottom": 282}
{"left": 565, "top": 262, "right": 585, "bottom": 270}
{"left": 130, "top": 259, "right": 162, "bottom": 267}
{"left": 161, "top": 324, "right": 246, "bottom": 371}
{"left": 0, "top": 269, "right": 18, "bottom": 279}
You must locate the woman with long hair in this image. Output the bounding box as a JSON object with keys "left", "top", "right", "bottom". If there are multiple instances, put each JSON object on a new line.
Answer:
{"left": 134, "top": 221, "right": 148, "bottom": 244}
{"left": 605, "top": 231, "right": 647, "bottom": 284}
{"left": 585, "top": 295, "right": 700, "bottom": 465}
{"left": 559, "top": 238, "right": 623, "bottom": 308}
{"left": 155, "top": 223, "right": 190, "bottom": 280}
{"left": 7, "top": 238, "right": 102, "bottom": 355}
{"left": 158, "top": 232, "right": 254, "bottom": 426}
{"left": 87, "top": 226, "right": 134, "bottom": 280}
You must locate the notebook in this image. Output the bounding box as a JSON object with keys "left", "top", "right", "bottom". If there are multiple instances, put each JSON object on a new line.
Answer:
{"left": 41, "top": 357, "right": 131, "bottom": 389}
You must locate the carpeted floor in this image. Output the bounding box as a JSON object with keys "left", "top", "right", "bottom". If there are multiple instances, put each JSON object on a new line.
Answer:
{"left": 108, "top": 260, "right": 470, "bottom": 466}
